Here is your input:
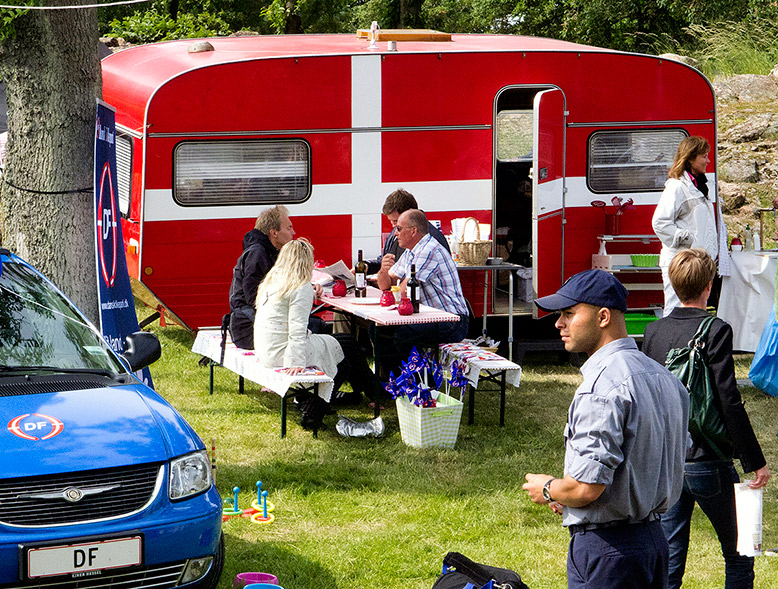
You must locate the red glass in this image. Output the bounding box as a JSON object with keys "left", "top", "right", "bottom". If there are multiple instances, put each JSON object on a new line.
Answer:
{"left": 398, "top": 297, "right": 413, "bottom": 315}
{"left": 380, "top": 290, "right": 395, "bottom": 307}
{"left": 332, "top": 279, "right": 347, "bottom": 297}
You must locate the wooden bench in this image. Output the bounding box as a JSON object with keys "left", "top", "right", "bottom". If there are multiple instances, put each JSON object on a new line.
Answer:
{"left": 192, "top": 330, "right": 334, "bottom": 438}
{"left": 439, "top": 342, "right": 522, "bottom": 426}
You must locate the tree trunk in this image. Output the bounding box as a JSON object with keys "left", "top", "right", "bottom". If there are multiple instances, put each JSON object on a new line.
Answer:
{"left": 0, "top": 0, "right": 102, "bottom": 323}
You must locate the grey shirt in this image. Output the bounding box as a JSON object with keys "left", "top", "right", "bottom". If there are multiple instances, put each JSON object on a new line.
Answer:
{"left": 562, "top": 338, "right": 689, "bottom": 527}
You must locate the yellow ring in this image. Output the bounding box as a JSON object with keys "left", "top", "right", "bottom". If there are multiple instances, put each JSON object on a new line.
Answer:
{"left": 250, "top": 512, "right": 275, "bottom": 525}
{"left": 251, "top": 499, "right": 275, "bottom": 512}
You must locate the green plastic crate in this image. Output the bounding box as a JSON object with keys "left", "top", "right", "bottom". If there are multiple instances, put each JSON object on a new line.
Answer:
{"left": 625, "top": 312, "right": 659, "bottom": 336}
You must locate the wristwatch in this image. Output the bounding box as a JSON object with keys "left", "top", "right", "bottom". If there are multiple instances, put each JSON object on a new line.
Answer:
{"left": 542, "top": 478, "right": 555, "bottom": 503}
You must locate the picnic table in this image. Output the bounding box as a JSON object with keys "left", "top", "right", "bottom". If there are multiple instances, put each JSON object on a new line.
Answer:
{"left": 319, "top": 285, "right": 460, "bottom": 417}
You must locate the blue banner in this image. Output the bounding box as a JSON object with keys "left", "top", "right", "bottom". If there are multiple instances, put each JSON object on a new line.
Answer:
{"left": 94, "top": 100, "right": 154, "bottom": 389}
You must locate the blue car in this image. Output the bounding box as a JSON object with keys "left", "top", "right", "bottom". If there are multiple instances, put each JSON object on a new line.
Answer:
{"left": 0, "top": 249, "right": 223, "bottom": 588}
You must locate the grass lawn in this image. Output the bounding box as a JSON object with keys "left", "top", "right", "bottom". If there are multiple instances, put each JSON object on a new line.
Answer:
{"left": 150, "top": 325, "right": 778, "bottom": 588}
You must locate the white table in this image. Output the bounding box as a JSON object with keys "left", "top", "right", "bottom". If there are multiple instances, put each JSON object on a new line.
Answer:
{"left": 719, "top": 251, "right": 777, "bottom": 352}
{"left": 456, "top": 261, "right": 523, "bottom": 361}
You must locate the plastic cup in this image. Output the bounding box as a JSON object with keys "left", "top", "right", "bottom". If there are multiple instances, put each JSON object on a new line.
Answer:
{"left": 234, "top": 573, "right": 280, "bottom": 588}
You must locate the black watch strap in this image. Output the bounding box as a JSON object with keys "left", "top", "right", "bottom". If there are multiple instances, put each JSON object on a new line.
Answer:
{"left": 542, "top": 478, "right": 555, "bottom": 502}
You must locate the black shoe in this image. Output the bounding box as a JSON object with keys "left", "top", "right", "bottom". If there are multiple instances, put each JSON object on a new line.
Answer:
{"left": 331, "top": 390, "right": 363, "bottom": 406}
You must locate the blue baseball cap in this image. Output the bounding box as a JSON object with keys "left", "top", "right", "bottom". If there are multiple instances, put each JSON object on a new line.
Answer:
{"left": 535, "top": 269, "right": 628, "bottom": 312}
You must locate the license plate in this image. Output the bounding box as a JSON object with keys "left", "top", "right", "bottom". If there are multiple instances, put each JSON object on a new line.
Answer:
{"left": 27, "top": 536, "right": 142, "bottom": 578}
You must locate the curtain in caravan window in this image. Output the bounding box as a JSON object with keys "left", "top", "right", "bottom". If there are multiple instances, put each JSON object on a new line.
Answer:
{"left": 588, "top": 130, "right": 687, "bottom": 193}
{"left": 174, "top": 140, "right": 310, "bottom": 206}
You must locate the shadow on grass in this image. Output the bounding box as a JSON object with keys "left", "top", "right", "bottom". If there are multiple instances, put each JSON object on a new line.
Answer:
{"left": 221, "top": 534, "right": 337, "bottom": 589}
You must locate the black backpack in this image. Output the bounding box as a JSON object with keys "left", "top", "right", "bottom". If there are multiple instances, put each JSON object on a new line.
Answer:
{"left": 665, "top": 315, "right": 732, "bottom": 460}
{"left": 431, "top": 552, "right": 528, "bottom": 589}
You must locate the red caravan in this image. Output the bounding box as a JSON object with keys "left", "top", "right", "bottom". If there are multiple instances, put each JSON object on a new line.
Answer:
{"left": 101, "top": 32, "right": 717, "bottom": 330}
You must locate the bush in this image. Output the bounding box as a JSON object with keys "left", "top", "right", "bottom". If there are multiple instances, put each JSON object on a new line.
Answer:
{"left": 105, "top": 7, "right": 233, "bottom": 43}
{"left": 686, "top": 20, "right": 778, "bottom": 77}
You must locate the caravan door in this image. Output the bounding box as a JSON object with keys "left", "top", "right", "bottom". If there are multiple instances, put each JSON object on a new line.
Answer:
{"left": 532, "top": 88, "right": 566, "bottom": 316}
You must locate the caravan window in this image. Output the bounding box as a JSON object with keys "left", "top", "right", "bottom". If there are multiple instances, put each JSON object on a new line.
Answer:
{"left": 587, "top": 130, "right": 687, "bottom": 193}
{"left": 173, "top": 140, "right": 310, "bottom": 206}
{"left": 116, "top": 134, "right": 133, "bottom": 217}
{"left": 496, "top": 110, "right": 533, "bottom": 162}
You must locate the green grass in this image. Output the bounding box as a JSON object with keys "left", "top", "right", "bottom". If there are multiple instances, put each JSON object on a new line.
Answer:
{"left": 148, "top": 324, "right": 778, "bottom": 588}
{"left": 684, "top": 20, "right": 778, "bottom": 78}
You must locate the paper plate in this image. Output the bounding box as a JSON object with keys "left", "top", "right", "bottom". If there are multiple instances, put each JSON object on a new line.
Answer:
{"left": 350, "top": 297, "right": 382, "bottom": 305}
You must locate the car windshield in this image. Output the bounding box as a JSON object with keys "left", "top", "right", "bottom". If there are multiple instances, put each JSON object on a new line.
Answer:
{"left": 0, "top": 260, "right": 124, "bottom": 374}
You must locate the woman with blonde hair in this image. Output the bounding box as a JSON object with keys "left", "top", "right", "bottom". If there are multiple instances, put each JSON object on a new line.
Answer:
{"left": 254, "top": 238, "right": 374, "bottom": 429}
{"left": 652, "top": 135, "right": 723, "bottom": 315}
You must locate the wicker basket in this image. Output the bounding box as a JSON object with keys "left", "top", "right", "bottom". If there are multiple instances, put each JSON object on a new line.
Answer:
{"left": 458, "top": 217, "right": 492, "bottom": 266}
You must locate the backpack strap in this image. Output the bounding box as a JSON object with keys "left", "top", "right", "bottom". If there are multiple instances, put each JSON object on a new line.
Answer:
{"left": 689, "top": 315, "right": 716, "bottom": 349}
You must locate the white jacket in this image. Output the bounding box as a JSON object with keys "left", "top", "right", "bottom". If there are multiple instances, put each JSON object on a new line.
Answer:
{"left": 253, "top": 283, "right": 343, "bottom": 376}
{"left": 652, "top": 173, "right": 718, "bottom": 268}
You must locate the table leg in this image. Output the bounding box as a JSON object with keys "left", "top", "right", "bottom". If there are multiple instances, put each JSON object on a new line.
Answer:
{"left": 281, "top": 394, "right": 287, "bottom": 438}
{"left": 370, "top": 323, "right": 381, "bottom": 418}
{"left": 209, "top": 361, "right": 214, "bottom": 395}
{"left": 499, "top": 370, "right": 507, "bottom": 427}
{"left": 468, "top": 385, "right": 475, "bottom": 425}
{"left": 482, "top": 270, "right": 488, "bottom": 338}
{"left": 239, "top": 375, "right": 244, "bottom": 395}
{"left": 508, "top": 271, "right": 514, "bottom": 362}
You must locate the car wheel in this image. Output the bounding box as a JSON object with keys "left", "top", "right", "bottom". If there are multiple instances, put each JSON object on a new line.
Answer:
{"left": 189, "top": 532, "right": 225, "bottom": 589}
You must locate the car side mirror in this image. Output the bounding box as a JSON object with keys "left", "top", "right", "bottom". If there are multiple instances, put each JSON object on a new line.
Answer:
{"left": 123, "top": 331, "right": 162, "bottom": 372}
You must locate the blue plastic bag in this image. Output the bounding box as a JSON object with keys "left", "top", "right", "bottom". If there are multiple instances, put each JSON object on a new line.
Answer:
{"left": 749, "top": 304, "right": 778, "bottom": 397}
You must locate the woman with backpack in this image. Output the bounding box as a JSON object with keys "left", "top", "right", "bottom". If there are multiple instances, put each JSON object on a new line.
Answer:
{"left": 643, "top": 248, "right": 770, "bottom": 589}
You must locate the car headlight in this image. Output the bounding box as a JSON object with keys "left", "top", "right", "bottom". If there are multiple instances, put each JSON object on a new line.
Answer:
{"left": 169, "top": 449, "right": 212, "bottom": 500}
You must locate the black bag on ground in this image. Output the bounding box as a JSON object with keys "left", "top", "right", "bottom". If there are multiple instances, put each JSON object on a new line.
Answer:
{"left": 432, "top": 552, "right": 528, "bottom": 589}
{"left": 665, "top": 314, "right": 733, "bottom": 460}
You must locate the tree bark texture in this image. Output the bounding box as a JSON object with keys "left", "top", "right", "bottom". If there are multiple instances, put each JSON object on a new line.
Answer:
{"left": 0, "top": 1, "right": 102, "bottom": 322}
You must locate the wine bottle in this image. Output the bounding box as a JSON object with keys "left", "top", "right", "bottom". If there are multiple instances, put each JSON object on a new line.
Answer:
{"left": 354, "top": 249, "right": 367, "bottom": 298}
{"left": 408, "top": 264, "right": 419, "bottom": 313}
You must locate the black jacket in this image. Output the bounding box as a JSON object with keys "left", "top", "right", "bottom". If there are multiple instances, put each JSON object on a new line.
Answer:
{"left": 228, "top": 229, "right": 278, "bottom": 312}
{"left": 643, "top": 307, "right": 766, "bottom": 472}
{"left": 366, "top": 221, "right": 450, "bottom": 274}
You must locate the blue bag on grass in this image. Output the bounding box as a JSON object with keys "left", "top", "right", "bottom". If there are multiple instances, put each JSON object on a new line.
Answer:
{"left": 749, "top": 304, "right": 778, "bottom": 397}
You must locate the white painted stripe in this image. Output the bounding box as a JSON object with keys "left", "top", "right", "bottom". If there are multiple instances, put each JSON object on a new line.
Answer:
{"left": 352, "top": 132, "right": 381, "bottom": 188}
{"left": 535, "top": 177, "right": 563, "bottom": 214}
{"left": 352, "top": 213, "right": 382, "bottom": 260}
{"left": 351, "top": 55, "right": 382, "bottom": 128}
{"left": 563, "top": 177, "right": 666, "bottom": 208}
{"left": 143, "top": 180, "right": 492, "bottom": 222}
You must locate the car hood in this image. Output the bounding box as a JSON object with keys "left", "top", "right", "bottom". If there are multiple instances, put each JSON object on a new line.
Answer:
{"left": 1, "top": 383, "right": 201, "bottom": 479}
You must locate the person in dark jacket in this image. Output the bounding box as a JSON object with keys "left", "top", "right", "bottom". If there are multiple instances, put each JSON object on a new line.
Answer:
{"left": 365, "top": 188, "right": 449, "bottom": 275}
{"left": 643, "top": 248, "right": 770, "bottom": 589}
{"left": 228, "top": 205, "right": 295, "bottom": 349}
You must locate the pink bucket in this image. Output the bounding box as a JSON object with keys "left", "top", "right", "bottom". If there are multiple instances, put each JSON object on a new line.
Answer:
{"left": 234, "top": 572, "right": 279, "bottom": 588}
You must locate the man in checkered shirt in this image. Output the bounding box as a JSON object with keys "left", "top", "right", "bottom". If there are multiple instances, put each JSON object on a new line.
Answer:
{"left": 377, "top": 209, "right": 469, "bottom": 363}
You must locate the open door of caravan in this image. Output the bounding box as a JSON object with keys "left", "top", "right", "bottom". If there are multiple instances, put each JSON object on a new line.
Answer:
{"left": 532, "top": 88, "right": 566, "bottom": 318}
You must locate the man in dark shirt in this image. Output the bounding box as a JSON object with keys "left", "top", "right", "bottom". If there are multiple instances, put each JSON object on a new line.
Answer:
{"left": 643, "top": 248, "right": 770, "bottom": 589}
{"left": 366, "top": 188, "right": 449, "bottom": 275}
{"left": 228, "top": 205, "right": 294, "bottom": 349}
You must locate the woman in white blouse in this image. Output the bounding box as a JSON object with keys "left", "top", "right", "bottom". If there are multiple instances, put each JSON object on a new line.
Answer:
{"left": 254, "top": 238, "right": 343, "bottom": 378}
{"left": 653, "top": 136, "right": 719, "bottom": 315}
{"left": 254, "top": 238, "right": 375, "bottom": 429}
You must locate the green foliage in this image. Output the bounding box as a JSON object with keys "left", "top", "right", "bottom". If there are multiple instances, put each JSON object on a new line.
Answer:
{"left": 106, "top": 5, "right": 232, "bottom": 43}
{"left": 686, "top": 20, "right": 778, "bottom": 77}
{"left": 0, "top": 1, "right": 34, "bottom": 40}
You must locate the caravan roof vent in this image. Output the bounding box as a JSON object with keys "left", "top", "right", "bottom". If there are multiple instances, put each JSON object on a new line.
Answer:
{"left": 188, "top": 41, "right": 215, "bottom": 53}
{"left": 356, "top": 29, "right": 452, "bottom": 42}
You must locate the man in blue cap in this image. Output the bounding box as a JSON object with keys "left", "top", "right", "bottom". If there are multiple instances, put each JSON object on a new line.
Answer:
{"left": 522, "top": 269, "right": 689, "bottom": 589}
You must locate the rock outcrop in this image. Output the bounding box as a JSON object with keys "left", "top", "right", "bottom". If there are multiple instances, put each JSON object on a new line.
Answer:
{"left": 714, "top": 73, "right": 778, "bottom": 243}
